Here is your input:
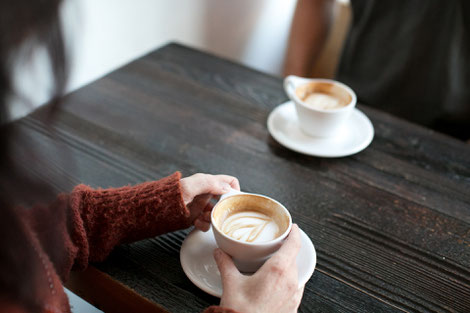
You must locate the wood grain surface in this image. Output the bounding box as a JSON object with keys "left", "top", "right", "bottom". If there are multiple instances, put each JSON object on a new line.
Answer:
{"left": 15, "top": 43, "right": 470, "bottom": 312}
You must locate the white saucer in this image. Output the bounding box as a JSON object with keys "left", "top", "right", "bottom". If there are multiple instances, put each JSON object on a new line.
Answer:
{"left": 267, "top": 101, "right": 374, "bottom": 157}
{"left": 180, "top": 227, "right": 316, "bottom": 298}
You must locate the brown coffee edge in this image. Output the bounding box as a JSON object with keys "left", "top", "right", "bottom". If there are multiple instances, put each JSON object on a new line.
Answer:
{"left": 295, "top": 81, "right": 352, "bottom": 107}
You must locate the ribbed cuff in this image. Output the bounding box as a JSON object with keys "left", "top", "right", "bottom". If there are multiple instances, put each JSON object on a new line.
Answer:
{"left": 202, "top": 306, "right": 242, "bottom": 313}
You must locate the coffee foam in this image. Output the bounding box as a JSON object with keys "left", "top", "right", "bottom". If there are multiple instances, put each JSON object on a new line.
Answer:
{"left": 221, "top": 211, "right": 279, "bottom": 243}
{"left": 304, "top": 93, "right": 342, "bottom": 110}
{"left": 295, "top": 82, "right": 351, "bottom": 110}
{"left": 213, "top": 194, "right": 290, "bottom": 243}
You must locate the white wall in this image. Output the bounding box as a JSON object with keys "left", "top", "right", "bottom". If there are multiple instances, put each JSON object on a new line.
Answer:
{"left": 67, "top": 0, "right": 296, "bottom": 91}
{"left": 11, "top": 0, "right": 297, "bottom": 120}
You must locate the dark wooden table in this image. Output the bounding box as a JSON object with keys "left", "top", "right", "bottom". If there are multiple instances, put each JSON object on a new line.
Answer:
{"left": 13, "top": 43, "right": 470, "bottom": 312}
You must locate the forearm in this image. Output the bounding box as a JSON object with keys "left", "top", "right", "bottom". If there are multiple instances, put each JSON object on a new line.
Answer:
{"left": 284, "top": 0, "right": 335, "bottom": 77}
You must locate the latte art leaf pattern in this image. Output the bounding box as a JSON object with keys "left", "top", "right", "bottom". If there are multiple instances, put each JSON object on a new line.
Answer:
{"left": 221, "top": 211, "right": 279, "bottom": 243}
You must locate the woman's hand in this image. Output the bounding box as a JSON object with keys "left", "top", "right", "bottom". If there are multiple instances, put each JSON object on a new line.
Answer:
{"left": 215, "top": 224, "right": 304, "bottom": 313}
{"left": 180, "top": 173, "right": 240, "bottom": 231}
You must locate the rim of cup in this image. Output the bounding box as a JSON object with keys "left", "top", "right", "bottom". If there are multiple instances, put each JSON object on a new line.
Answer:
{"left": 211, "top": 193, "right": 293, "bottom": 246}
{"left": 289, "top": 78, "right": 357, "bottom": 114}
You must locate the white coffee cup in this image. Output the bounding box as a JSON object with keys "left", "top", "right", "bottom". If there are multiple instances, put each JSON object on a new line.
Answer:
{"left": 284, "top": 76, "right": 357, "bottom": 137}
{"left": 211, "top": 189, "right": 292, "bottom": 273}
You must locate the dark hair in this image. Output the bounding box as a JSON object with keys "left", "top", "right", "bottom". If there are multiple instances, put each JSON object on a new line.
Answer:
{"left": 0, "top": 1, "right": 67, "bottom": 311}
{"left": 0, "top": 0, "right": 67, "bottom": 121}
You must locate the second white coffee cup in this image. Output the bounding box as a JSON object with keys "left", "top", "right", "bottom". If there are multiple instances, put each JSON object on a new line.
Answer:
{"left": 211, "top": 189, "right": 292, "bottom": 273}
{"left": 284, "top": 75, "right": 357, "bottom": 138}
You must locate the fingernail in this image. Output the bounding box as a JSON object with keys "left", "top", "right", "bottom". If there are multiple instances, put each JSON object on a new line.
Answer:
{"left": 222, "top": 183, "right": 231, "bottom": 192}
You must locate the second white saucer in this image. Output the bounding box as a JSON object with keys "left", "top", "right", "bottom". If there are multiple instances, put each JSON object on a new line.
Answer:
{"left": 180, "top": 227, "right": 316, "bottom": 298}
{"left": 267, "top": 101, "right": 374, "bottom": 157}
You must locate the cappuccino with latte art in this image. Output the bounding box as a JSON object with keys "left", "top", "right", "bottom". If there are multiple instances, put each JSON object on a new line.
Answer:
{"left": 211, "top": 190, "right": 292, "bottom": 272}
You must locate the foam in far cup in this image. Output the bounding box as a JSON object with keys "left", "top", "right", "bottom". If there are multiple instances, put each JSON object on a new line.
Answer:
{"left": 295, "top": 81, "right": 351, "bottom": 110}
{"left": 304, "top": 93, "right": 342, "bottom": 110}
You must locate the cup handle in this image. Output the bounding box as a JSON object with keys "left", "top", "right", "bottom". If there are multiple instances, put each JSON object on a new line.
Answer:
{"left": 220, "top": 188, "right": 243, "bottom": 201}
{"left": 284, "top": 75, "right": 297, "bottom": 99}
{"left": 284, "top": 75, "right": 311, "bottom": 100}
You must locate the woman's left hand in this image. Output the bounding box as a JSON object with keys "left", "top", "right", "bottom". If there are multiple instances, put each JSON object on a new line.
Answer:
{"left": 180, "top": 173, "right": 240, "bottom": 231}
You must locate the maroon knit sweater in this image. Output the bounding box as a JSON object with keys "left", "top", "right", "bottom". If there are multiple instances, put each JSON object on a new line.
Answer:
{"left": 2, "top": 172, "right": 238, "bottom": 313}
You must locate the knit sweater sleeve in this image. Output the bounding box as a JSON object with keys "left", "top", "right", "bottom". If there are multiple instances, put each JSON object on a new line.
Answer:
{"left": 24, "top": 171, "right": 190, "bottom": 282}
{"left": 67, "top": 171, "right": 190, "bottom": 271}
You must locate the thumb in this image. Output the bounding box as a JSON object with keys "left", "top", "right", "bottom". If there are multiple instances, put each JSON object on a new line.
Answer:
{"left": 214, "top": 248, "right": 239, "bottom": 290}
{"left": 193, "top": 174, "right": 240, "bottom": 196}
{"left": 181, "top": 174, "right": 235, "bottom": 204}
